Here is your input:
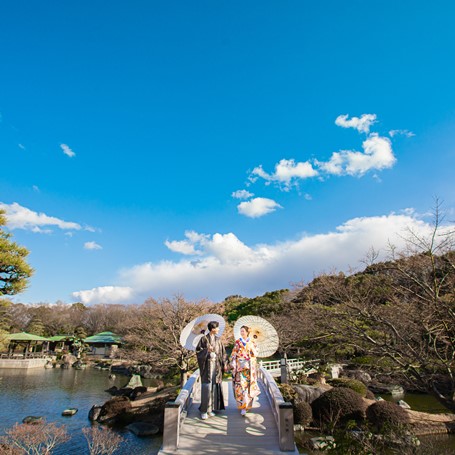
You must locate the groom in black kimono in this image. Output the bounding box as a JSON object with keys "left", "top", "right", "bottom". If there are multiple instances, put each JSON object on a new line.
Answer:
{"left": 196, "top": 320, "right": 227, "bottom": 420}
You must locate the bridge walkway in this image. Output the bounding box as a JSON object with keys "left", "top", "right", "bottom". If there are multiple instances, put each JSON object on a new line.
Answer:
{"left": 159, "top": 376, "right": 298, "bottom": 454}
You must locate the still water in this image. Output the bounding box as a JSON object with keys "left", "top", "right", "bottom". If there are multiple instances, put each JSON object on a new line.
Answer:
{"left": 0, "top": 367, "right": 162, "bottom": 454}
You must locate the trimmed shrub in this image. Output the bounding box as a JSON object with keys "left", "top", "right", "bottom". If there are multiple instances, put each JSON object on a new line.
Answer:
{"left": 294, "top": 399, "right": 313, "bottom": 426}
{"left": 311, "top": 387, "right": 366, "bottom": 428}
{"left": 366, "top": 400, "right": 410, "bottom": 432}
{"left": 365, "top": 389, "right": 375, "bottom": 400}
{"left": 328, "top": 378, "right": 368, "bottom": 397}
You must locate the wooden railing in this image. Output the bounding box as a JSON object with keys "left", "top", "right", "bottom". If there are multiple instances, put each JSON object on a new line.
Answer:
{"left": 162, "top": 369, "right": 201, "bottom": 452}
{"left": 0, "top": 352, "right": 51, "bottom": 359}
{"left": 258, "top": 366, "right": 296, "bottom": 452}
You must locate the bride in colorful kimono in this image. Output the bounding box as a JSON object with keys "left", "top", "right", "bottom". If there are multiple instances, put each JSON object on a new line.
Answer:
{"left": 230, "top": 325, "right": 261, "bottom": 416}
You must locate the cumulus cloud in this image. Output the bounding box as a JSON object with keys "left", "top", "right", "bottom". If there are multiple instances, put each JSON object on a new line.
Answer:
{"left": 72, "top": 212, "right": 449, "bottom": 305}
{"left": 232, "top": 189, "right": 254, "bottom": 200}
{"left": 60, "top": 143, "right": 76, "bottom": 158}
{"left": 316, "top": 134, "right": 396, "bottom": 176}
{"left": 335, "top": 114, "right": 377, "bottom": 133}
{"left": 84, "top": 241, "right": 102, "bottom": 250}
{"left": 237, "top": 197, "right": 282, "bottom": 218}
{"left": 73, "top": 286, "right": 134, "bottom": 305}
{"left": 250, "top": 159, "right": 318, "bottom": 190}
{"left": 389, "top": 129, "right": 415, "bottom": 138}
{"left": 0, "top": 202, "right": 83, "bottom": 232}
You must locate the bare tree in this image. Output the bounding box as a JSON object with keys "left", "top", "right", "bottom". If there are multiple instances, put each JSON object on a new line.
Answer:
{"left": 120, "top": 295, "right": 214, "bottom": 385}
{"left": 0, "top": 421, "right": 70, "bottom": 455}
{"left": 82, "top": 426, "right": 124, "bottom": 455}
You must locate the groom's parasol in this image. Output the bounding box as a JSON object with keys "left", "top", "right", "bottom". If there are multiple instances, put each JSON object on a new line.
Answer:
{"left": 180, "top": 313, "right": 226, "bottom": 351}
{"left": 233, "top": 315, "right": 279, "bottom": 358}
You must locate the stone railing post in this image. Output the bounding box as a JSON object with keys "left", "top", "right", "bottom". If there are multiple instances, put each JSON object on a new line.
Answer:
{"left": 280, "top": 357, "right": 288, "bottom": 384}
{"left": 162, "top": 402, "right": 181, "bottom": 451}
{"left": 278, "top": 402, "right": 295, "bottom": 451}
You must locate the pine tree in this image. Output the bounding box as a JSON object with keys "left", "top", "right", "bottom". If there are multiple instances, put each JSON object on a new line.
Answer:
{"left": 0, "top": 209, "right": 34, "bottom": 296}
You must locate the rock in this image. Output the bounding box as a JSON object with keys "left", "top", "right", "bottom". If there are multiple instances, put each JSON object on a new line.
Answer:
{"left": 88, "top": 405, "right": 102, "bottom": 421}
{"left": 131, "top": 386, "right": 148, "bottom": 401}
{"left": 398, "top": 400, "right": 411, "bottom": 409}
{"left": 330, "top": 364, "right": 343, "bottom": 379}
{"left": 62, "top": 408, "right": 78, "bottom": 416}
{"left": 126, "top": 422, "right": 160, "bottom": 437}
{"left": 61, "top": 354, "right": 77, "bottom": 366}
{"left": 97, "top": 396, "right": 132, "bottom": 424}
{"left": 127, "top": 374, "right": 143, "bottom": 389}
{"left": 105, "top": 386, "right": 119, "bottom": 395}
{"left": 309, "top": 436, "right": 336, "bottom": 450}
{"left": 369, "top": 383, "right": 404, "bottom": 396}
{"left": 22, "top": 416, "right": 44, "bottom": 425}
{"left": 293, "top": 385, "right": 326, "bottom": 404}
{"left": 343, "top": 369, "right": 372, "bottom": 383}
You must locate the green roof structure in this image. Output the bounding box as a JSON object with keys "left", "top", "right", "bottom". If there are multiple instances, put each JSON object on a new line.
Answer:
{"left": 83, "top": 331, "right": 122, "bottom": 344}
{"left": 6, "top": 332, "right": 50, "bottom": 342}
{"left": 48, "top": 335, "right": 77, "bottom": 342}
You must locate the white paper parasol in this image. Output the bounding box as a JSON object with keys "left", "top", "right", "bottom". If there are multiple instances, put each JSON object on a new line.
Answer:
{"left": 233, "top": 315, "right": 279, "bottom": 358}
{"left": 180, "top": 313, "right": 226, "bottom": 351}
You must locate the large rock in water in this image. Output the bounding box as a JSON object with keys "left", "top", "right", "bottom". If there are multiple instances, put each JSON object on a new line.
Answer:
{"left": 126, "top": 422, "right": 160, "bottom": 437}
{"left": 88, "top": 405, "right": 102, "bottom": 421}
{"left": 97, "top": 396, "right": 132, "bottom": 425}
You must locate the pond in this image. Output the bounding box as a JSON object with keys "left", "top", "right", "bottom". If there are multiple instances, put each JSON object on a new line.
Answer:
{"left": 0, "top": 367, "right": 163, "bottom": 454}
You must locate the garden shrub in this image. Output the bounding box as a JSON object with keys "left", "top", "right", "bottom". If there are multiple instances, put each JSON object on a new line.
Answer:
{"left": 328, "top": 378, "right": 368, "bottom": 397}
{"left": 366, "top": 400, "right": 410, "bottom": 432}
{"left": 311, "top": 387, "right": 366, "bottom": 428}
{"left": 279, "top": 384, "right": 313, "bottom": 426}
{"left": 293, "top": 399, "right": 313, "bottom": 426}
{"left": 365, "top": 389, "right": 375, "bottom": 400}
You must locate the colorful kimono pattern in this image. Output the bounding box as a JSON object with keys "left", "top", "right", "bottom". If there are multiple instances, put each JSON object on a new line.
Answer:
{"left": 230, "top": 337, "right": 261, "bottom": 410}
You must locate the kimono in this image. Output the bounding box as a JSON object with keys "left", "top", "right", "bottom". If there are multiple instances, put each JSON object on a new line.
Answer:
{"left": 229, "top": 337, "right": 261, "bottom": 410}
{"left": 196, "top": 334, "right": 227, "bottom": 412}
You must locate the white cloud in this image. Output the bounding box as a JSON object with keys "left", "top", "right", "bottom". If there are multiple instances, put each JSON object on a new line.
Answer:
{"left": 317, "top": 134, "right": 395, "bottom": 176}
{"left": 84, "top": 241, "right": 102, "bottom": 250}
{"left": 237, "top": 197, "right": 282, "bottom": 218}
{"left": 250, "top": 159, "right": 318, "bottom": 189}
{"left": 73, "top": 286, "right": 134, "bottom": 305}
{"left": 165, "top": 240, "right": 201, "bottom": 255}
{"left": 72, "top": 212, "right": 449, "bottom": 305}
{"left": 232, "top": 189, "right": 254, "bottom": 200}
{"left": 32, "top": 185, "right": 40, "bottom": 192}
{"left": 389, "top": 129, "right": 415, "bottom": 138}
{"left": 335, "top": 114, "right": 377, "bottom": 134}
{"left": 18, "top": 143, "right": 26, "bottom": 150}
{"left": 0, "top": 202, "right": 83, "bottom": 232}
{"left": 60, "top": 143, "right": 76, "bottom": 158}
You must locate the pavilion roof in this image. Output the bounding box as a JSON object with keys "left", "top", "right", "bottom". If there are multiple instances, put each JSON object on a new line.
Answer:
{"left": 6, "top": 332, "right": 50, "bottom": 342}
{"left": 83, "top": 331, "right": 122, "bottom": 344}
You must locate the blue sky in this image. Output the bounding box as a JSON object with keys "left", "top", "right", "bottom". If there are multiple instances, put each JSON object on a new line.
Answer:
{"left": 1, "top": 1, "right": 454, "bottom": 305}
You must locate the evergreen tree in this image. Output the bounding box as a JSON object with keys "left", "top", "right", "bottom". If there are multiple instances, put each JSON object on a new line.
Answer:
{"left": 0, "top": 209, "right": 34, "bottom": 296}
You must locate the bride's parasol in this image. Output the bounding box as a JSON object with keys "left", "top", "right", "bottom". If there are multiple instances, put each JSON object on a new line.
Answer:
{"left": 233, "top": 315, "right": 279, "bottom": 358}
{"left": 180, "top": 313, "right": 226, "bottom": 351}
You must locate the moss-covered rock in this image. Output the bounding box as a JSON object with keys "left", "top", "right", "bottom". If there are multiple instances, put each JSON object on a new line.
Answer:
{"left": 328, "top": 378, "right": 368, "bottom": 397}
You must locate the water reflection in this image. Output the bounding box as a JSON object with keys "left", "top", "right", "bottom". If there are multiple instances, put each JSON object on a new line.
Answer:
{"left": 0, "top": 367, "right": 162, "bottom": 455}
